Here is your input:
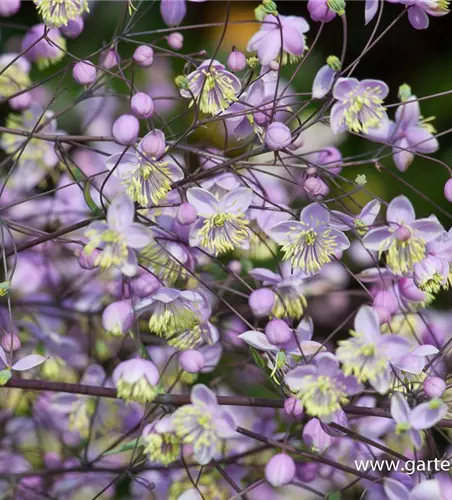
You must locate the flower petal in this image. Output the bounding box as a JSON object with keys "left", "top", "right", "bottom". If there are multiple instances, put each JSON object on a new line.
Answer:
{"left": 411, "top": 480, "right": 441, "bottom": 500}
{"left": 191, "top": 384, "right": 218, "bottom": 409}
{"left": 221, "top": 187, "right": 252, "bottom": 214}
{"left": 390, "top": 392, "right": 410, "bottom": 423}
{"left": 387, "top": 195, "right": 415, "bottom": 225}
{"left": 186, "top": 187, "right": 219, "bottom": 217}
{"left": 12, "top": 354, "right": 47, "bottom": 371}
{"left": 238, "top": 331, "right": 276, "bottom": 351}
{"left": 383, "top": 478, "right": 410, "bottom": 500}
{"left": 107, "top": 194, "right": 135, "bottom": 232}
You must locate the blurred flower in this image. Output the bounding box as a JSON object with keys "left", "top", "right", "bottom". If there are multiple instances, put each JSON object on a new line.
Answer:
{"left": 33, "top": 0, "right": 89, "bottom": 28}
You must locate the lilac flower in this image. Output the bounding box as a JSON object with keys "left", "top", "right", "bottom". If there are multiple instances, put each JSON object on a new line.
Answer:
{"left": 285, "top": 352, "right": 362, "bottom": 422}
{"left": 390, "top": 392, "right": 447, "bottom": 449}
{"left": 270, "top": 203, "right": 350, "bottom": 276}
{"left": 384, "top": 477, "right": 441, "bottom": 500}
{"left": 265, "top": 453, "right": 296, "bottom": 487}
{"left": 33, "top": 0, "right": 89, "bottom": 28}
{"left": 247, "top": 14, "right": 309, "bottom": 66}
{"left": 388, "top": 0, "right": 449, "bottom": 30}
{"left": 187, "top": 187, "right": 252, "bottom": 256}
{"left": 331, "top": 199, "right": 381, "bottom": 235}
{"left": 113, "top": 358, "right": 160, "bottom": 404}
{"left": 83, "top": 194, "right": 153, "bottom": 277}
{"left": 0, "top": 345, "right": 47, "bottom": 384}
{"left": 336, "top": 305, "right": 413, "bottom": 394}
{"left": 135, "top": 287, "right": 205, "bottom": 337}
{"left": 22, "top": 24, "right": 66, "bottom": 69}
{"left": 180, "top": 59, "right": 241, "bottom": 115}
{"left": 363, "top": 195, "right": 444, "bottom": 274}
{"left": 330, "top": 77, "right": 389, "bottom": 134}
{"left": 106, "top": 132, "right": 184, "bottom": 207}
{"left": 172, "top": 384, "right": 236, "bottom": 465}
{"left": 142, "top": 416, "right": 180, "bottom": 466}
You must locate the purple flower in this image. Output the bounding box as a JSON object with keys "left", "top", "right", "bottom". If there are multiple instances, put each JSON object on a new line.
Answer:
{"left": 388, "top": 0, "right": 449, "bottom": 30}
{"left": 384, "top": 477, "right": 441, "bottom": 500}
{"left": 112, "top": 114, "right": 140, "bottom": 145}
{"left": 330, "top": 199, "right": 381, "bottom": 235}
{"left": 308, "top": 0, "right": 337, "bottom": 22}
{"left": 270, "top": 203, "right": 350, "bottom": 276}
{"left": 330, "top": 77, "right": 389, "bottom": 134}
{"left": 22, "top": 24, "right": 66, "bottom": 69}
{"left": 83, "top": 194, "right": 153, "bottom": 277}
{"left": 247, "top": 14, "right": 309, "bottom": 65}
{"left": 113, "top": 358, "right": 160, "bottom": 404}
{"left": 336, "top": 305, "right": 413, "bottom": 394}
{"left": 180, "top": 59, "right": 241, "bottom": 115}
{"left": 265, "top": 121, "right": 292, "bottom": 151}
{"left": 363, "top": 195, "right": 444, "bottom": 275}
{"left": 265, "top": 453, "right": 296, "bottom": 487}
{"left": 72, "top": 60, "right": 97, "bottom": 85}
{"left": 33, "top": 0, "right": 89, "bottom": 28}
{"left": 187, "top": 187, "right": 252, "bottom": 256}
{"left": 106, "top": 134, "right": 184, "bottom": 207}
{"left": 285, "top": 352, "right": 362, "bottom": 422}
{"left": 172, "top": 384, "right": 236, "bottom": 465}
{"left": 160, "top": 0, "right": 186, "bottom": 26}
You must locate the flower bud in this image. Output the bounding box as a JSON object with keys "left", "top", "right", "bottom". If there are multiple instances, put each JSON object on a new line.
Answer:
{"left": 9, "top": 91, "right": 32, "bottom": 111}
{"left": 160, "top": 0, "right": 187, "bottom": 27}
{"left": 249, "top": 288, "right": 275, "bottom": 317}
{"left": 304, "top": 176, "right": 328, "bottom": 199}
{"left": 398, "top": 277, "right": 426, "bottom": 302}
{"left": 265, "top": 319, "right": 292, "bottom": 346}
{"left": 176, "top": 202, "right": 197, "bottom": 225}
{"left": 297, "top": 462, "right": 318, "bottom": 482}
{"left": 100, "top": 48, "right": 119, "bottom": 70}
{"left": 327, "top": 0, "right": 346, "bottom": 15}
{"left": 421, "top": 324, "right": 445, "bottom": 347}
{"left": 179, "top": 350, "right": 205, "bottom": 373}
{"left": 444, "top": 178, "right": 452, "bottom": 202}
{"left": 308, "top": 0, "right": 336, "bottom": 22}
{"left": 265, "top": 122, "right": 292, "bottom": 151}
{"left": 167, "top": 32, "right": 184, "bottom": 50}
{"left": 133, "top": 45, "right": 154, "bottom": 67}
{"left": 265, "top": 453, "right": 296, "bottom": 487}
{"left": 317, "top": 146, "right": 343, "bottom": 175}
{"left": 0, "top": 0, "right": 21, "bottom": 17}
{"left": 131, "top": 92, "right": 155, "bottom": 119}
{"left": 102, "top": 300, "right": 134, "bottom": 336}
{"left": 112, "top": 114, "right": 140, "bottom": 145}
{"left": 131, "top": 273, "right": 161, "bottom": 298}
{"left": 1, "top": 333, "right": 21, "bottom": 352}
{"left": 424, "top": 377, "right": 446, "bottom": 399}
{"left": 228, "top": 260, "right": 242, "bottom": 274}
{"left": 227, "top": 50, "right": 247, "bottom": 72}
{"left": 61, "top": 17, "right": 84, "bottom": 39}
{"left": 141, "top": 129, "right": 166, "bottom": 158}
{"left": 284, "top": 397, "right": 303, "bottom": 419}
{"left": 72, "top": 60, "right": 97, "bottom": 85}
{"left": 78, "top": 248, "right": 100, "bottom": 270}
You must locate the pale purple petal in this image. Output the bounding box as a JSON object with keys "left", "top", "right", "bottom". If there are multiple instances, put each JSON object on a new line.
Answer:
{"left": 186, "top": 187, "right": 219, "bottom": 216}
{"left": 387, "top": 195, "right": 415, "bottom": 225}
{"left": 330, "top": 228, "right": 350, "bottom": 251}
{"left": 124, "top": 224, "right": 153, "bottom": 249}
{"left": 360, "top": 199, "right": 381, "bottom": 225}
{"left": 151, "top": 287, "right": 181, "bottom": 303}
{"left": 282, "top": 26, "right": 305, "bottom": 56}
{"left": 285, "top": 365, "right": 317, "bottom": 391}
{"left": 107, "top": 194, "right": 135, "bottom": 232}
{"left": 354, "top": 305, "right": 381, "bottom": 343}
{"left": 330, "top": 102, "right": 347, "bottom": 134}
{"left": 365, "top": 0, "right": 379, "bottom": 25}
{"left": 0, "top": 346, "right": 7, "bottom": 367}
{"left": 395, "top": 354, "right": 425, "bottom": 374}
{"left": 12, "top": 354, "right": 47, "bottom": 371}
{"left": 213, "top": 408, "right": 237, "bottom": 438}
{"left": 390, "top": 393, "right": 410, "bottom": 423}
{"left": 411, "top": 219, "right": 444, "bottom": 242}
{"left": 406, "top": 126, "right": 438, "bottom": 153}
{"left": 238, "top": 331, "right": 276, "bottom": 351}
{"left": 221, "top": 187, "right": 252, "bottom": 214}
{"left": 296, "top": 316, "right": 314, "bottom": 341}
{"left": 395, "top": 97, "right": 420, "bottom": 129}
{"left": 249, "top": 268, "right": 281, "bottom": 285}
{"left": 333, "top": 78, "right": 359, "bottom": 100}
{"left": 106, "top": 152, "right": 138, "bottom": 179}
{"left": 411, "top": 345, "right": 438, "bottom": 356}
{"left": 360, "top": 79, "right": 389, "bottom": 100}
{"left": 312, "top": 65, "right": 336, "bottom": 99}
{"left": 300, "top": 202, "right": 330, "bottom": 226}
{"left": 258, "top": 30, "right": 281, "bottom": 65}
{"left": 410, "top": 400, "right": 447, "bottom": 430}
{"left": 330, "top": 210, "right": 355, "bottom": 231}
{"left": 314, "top": 352, "right": 339, "bottom": 376}
{"left": 408, "top": 5, "right": 429, "bottom": 29}
{"left": 384, "top": 478, "right": 410, "bottom": 500}
{"left": 362, "top": 227, "right": 392, "bottom": 250}
{"left": 191, "top": 384, "right": 218, "bottom": 410}
{"left": 410, "top": 480, "right": 441, "bottom": 500}
{"left": 270, "top": 221, "right": 302, "bottom": 244}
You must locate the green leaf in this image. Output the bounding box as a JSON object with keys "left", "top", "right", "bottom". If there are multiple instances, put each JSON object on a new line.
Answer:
{"left": 0, "top": 369, "right": 12, "bottom": 386}
{"left": 104, "top": 437, "right": 143, "bottom": 456}
{"left": 249, "top": 346, "right": 268, "bottom": 371}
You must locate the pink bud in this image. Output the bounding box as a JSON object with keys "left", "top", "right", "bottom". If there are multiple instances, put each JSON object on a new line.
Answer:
{"left": 133, "top": 45, "right": 154, "bottom": 67}
{"left": 112, "top": 114, "right": 140, "bottom": 145}
{"left": 423, "top": 377, "right": 446, "bottom": 399}
{"left": 78, "top": 249, "right": 100, "bottom": 270}
{"left": 61, "top": 17, "right": 84, "bottom": 39}
{"left": 179, "top": 350, "right": 205, "bottom": 373}
{"left": 140, "top": 129, "right": 166, "bottom": 158}
{"left": 265, "top": 453, "right": 296, "bottom": 487}
{"left": 0, "top": 0, "right": 21, "bottom": 17}
{"left": 72, "top": 61, "right": 97, "bottom": 85}
{"left": 1, "top": 333, "right": 21, "bottom": 352}
{"left": 284, "top": 397, "right": 304, "bottom": 419}
{"left": 265, "top": 122, "right": 292, "bottom": 151}
{"left": 9, "top": 91, "right": 32, "bottom": 111}
{"left": 131, "top": 273, "right": 161, "bottom": 298}
{"left": 100, "top": 48, "right": 119, "bottom": 70}
{"left": 265, "top": 319, "right": 292, "bottom": 346}
{"left": 297, "top": 462, "right": 318, "bottom": 482}
{"left": 131, "top": 92, "right": 155, "bottom": 119}
{"left": 102, "top": 300, "right": 133, "bottom": 336}
{"left": 228, "top": 260, "right": 242, "bottom": 274}
{"left": 176, "top": 202, "right": 197, "bottom": 225}
{"left": 167, "top": 32, "right": 184, "bottom": 50}
{"left": 227, "top": 50, "right": 246, "bottom": 72}
{"left": 160, "top": 0, "right": 186, "bottom": 27}
{"left": 304, "top": 176, "right": 328, "bottom": 198}
{"left": 249, "top": 288, "right": 275, "bottom": 317}
{"left": 444, "top": 178, "right": 452, "bottom": 202}
{"left": 308, "top": 0, "right": 336, "bottom": 22}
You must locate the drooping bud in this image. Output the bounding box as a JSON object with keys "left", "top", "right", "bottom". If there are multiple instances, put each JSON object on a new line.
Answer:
{"left": 140, "top": 129, "right": 166, "bottom": 158}
{"left": 60, "top": 16, "right": 84, "bottom": 39}
{"left": 72, "top": 60, "right": 97, "bottom": 85}
{"left": 160, "top": 0, "right": 187, "bottom": 27}
{"left": 227, "top": 50, "right": 247, "bottom": 72}
{"left": 179, "top": 350, "right": 205, "bottom": 373}
{"left": 0, "top": 0, "right": 21, "bottom": 17}
{"left": 176, "top": 202, "right": 197, "bottom": 225}
{"left": 308, "top": 0, "right": 336, "bottom": 22}
{"left": 102, "top": 300, "right": 134, "bottom": 336}
{"left": 167, "top": 32, "right": 184, "bottom": 50}
{"left": 444, "top": 178, "right": 452, "bottom": 202}
{"left": 249, "top": 288, "right": 276, "bottom": 317}
{"left": 265, "top": 319, "right": 292, "bottom": 346}
{"left": 131, "top": 92, "right": 155, "bottom": 119}
{"left": 112, "top": 114, "right": 140, "bottom": 145}
{"left": 133, "top": 45, "right": 154, "bottom": 67}
{"left": 265, "top": 453, "right": 296, "bottom": 487}
{"left": 423, "top": 377, "right": 446, "bottom": 399}
{"left": 304, "top": 176, "right": 329, "bottom": 199}
{"left": 99, "top": 48, "right": 119, "bottom": 70}
{"left": 1, "top": 333, "right": 21, "bottom": 352}
{"left": 284, "top": 396, "right": 304, "bottom": 419}
{"left": 265, "top": 122, "right": 292, "bottom": 151}
{"left": 9, "top": 91, "right": 32, "bottom": 111}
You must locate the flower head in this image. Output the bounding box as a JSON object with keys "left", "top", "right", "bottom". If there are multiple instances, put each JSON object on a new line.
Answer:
{"left": 180, "top": 59, "right": 241, "bottom": 115}
{"left": 22, "top": 24, "right": 66, "bottom": 69}
{"left": 83, "top": 194, "right": 153, "bottom": 276}
{"left": 0, "top": 54, "right": 30, "bottom": 99}
{"left": 363, "top": 195, "right": 444, "bottom": 274}
{"left": 331, "top": 77, "right": 389, "bottom": 134}
{"left": 285, "top": 352, "right": 362, "bottom": 422}
{"left": 172, "top": 384, "right": 236, "bottom": 465}
{"left": 330, "top": 199, "right": 381, "bottom": 236}
{"left": 247, "top": 14, "right": 309, "bottom": 65}
{"left": 113, "top": 358, "right": 160, "bottom": 404}
{"left": 142, "top": 416, "right": 180, "bottom": 466}
{"left": 33, "top": 0, "right": 89, "bottom": 28}
{"left": 270, "top": 203, "right": 350, "bottom": 276}
{"left": 187, "top": 187, "right": 252, "bottom": 256}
